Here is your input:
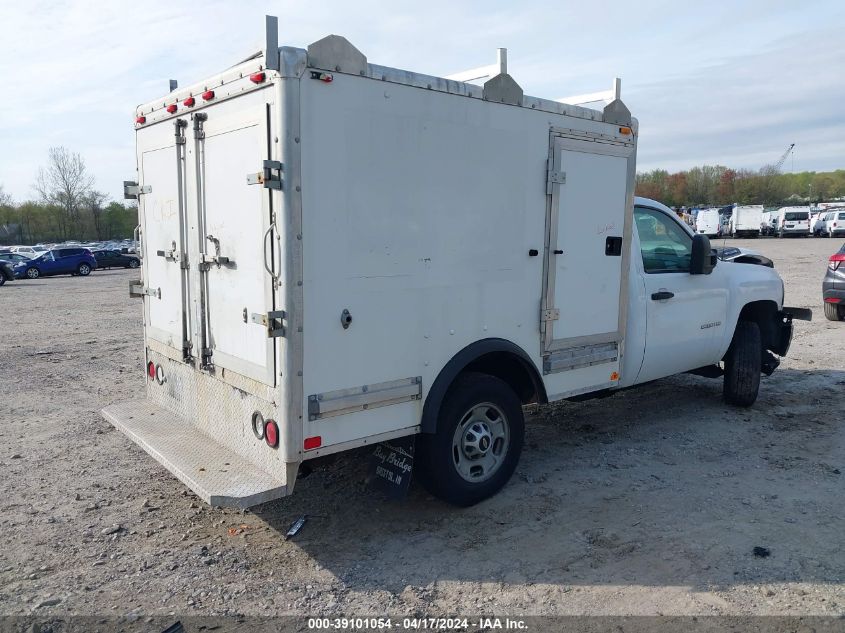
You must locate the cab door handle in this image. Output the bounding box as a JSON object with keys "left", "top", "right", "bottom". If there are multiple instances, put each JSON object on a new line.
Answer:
{"left": 651, "top": 291, "right": 674, "bottom": 301}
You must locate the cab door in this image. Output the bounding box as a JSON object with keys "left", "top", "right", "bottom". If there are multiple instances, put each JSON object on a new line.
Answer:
{"left": 633, "top": 205, "right": 729, "bottom": 383}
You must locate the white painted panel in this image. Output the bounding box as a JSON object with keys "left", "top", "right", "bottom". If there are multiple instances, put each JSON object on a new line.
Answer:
{"left": 141, "top": 143, "right": 184, "bottom": 348}
{"left": 201, "top": 107, "right": 275, "bottom": 385}
{"left": 297, "top": 73, "right": 637, "bottom": 448}
{"left": 551, "top": 148, "right": 628, "bottom": 343}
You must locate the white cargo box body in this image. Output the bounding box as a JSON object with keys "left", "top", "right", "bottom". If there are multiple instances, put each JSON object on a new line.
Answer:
{"left": 105, "top": 26, "right": 637, "bottom": 507}
{"left": 732, "top": 205, "right": 763, "bottom": 237}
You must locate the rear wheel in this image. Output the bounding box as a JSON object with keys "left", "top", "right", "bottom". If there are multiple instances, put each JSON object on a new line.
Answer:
{"left": 415, "top": 372, "right": 524, "bottom": 506}
{"left": 128, "top": 259, "right": 139, "bottom": 269}
{"left": 824, "top": 302, "right": 844, "bottom": 321}
{"left": 25, "top": 267, "right": 39, "bottom": 279}
{"left": 77, "top": 263, "right": 91, "bottom": 276}
{"left": 723, "top": 321, "right": 762, "bottom": 407}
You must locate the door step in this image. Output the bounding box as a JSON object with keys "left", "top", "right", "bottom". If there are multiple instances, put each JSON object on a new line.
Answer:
{"left": 102, "top": 399, "right": 287, "bottom": 508}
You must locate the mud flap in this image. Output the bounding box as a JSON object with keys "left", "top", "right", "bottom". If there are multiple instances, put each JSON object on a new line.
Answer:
{"left": 368, "top": 436, "right": 415, "bottom": 500}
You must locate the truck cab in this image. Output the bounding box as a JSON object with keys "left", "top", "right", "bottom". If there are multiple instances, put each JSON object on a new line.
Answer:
{"left": 622, "top": 198, "right": 793, "bottom": 389}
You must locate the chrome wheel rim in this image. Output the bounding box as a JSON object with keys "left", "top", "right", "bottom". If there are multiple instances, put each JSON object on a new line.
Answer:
{"left": 79, "top": 264, "right": 90, "bottom": 275}
{"left": 451, "top": 402, "right": 509, "bottom": 483}
{"left": 27, "top": 268, "right": 38, "bottom": 279}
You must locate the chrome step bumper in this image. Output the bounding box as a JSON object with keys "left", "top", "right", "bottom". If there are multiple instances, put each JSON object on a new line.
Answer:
{"left": 102, "top": 399, "right": 287, "bottom": 508}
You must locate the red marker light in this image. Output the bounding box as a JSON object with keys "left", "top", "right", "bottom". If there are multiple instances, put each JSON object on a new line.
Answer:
{"left": 166, "top": 104, "right": 177, "bottom": 114}
{"left": 136, "top": 115, "right": 146, "bottom": 124}
{"left": 183, "top": 96, "right": 195, "bottom": 107}
{"left": 147, "top": 361, "right": 156, "bottom": 379}
{"left": 264, "top": 420, "right": 279, "bottom": 448}
{"left": 202, "top": 90, "right": 215, "bottom": 101}
{"left": 303, "top": 436, "right": 322, "bottom": 450}
{"left": 249, "top": 72, "right": 266, "bottom": 84}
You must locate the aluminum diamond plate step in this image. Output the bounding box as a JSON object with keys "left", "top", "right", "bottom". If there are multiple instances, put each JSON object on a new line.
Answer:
{"left": 102, "top": 399, "right": 287, "bottom": 508}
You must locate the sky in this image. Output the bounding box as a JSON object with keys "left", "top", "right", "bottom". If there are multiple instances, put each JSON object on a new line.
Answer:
{"left": 1, "top": 0, "right": 843, "bottom": 203}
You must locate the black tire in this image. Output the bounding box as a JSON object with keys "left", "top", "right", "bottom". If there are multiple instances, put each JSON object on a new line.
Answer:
{"left": 77, "top": 263, "right": 91, "bottom": 276}
{"left": 128, "top": 259, "right": 140, "bottom": 269}
{"left": 25, "top": 267, "right": 39, "bottom": 279}
{"left": 0, "top": 273, "right": 6, "bottom": 286}
{"left": 415, "top": 372, "right": 524, "bottom": 506}
{"left": 824, "top": 302, "right": 844, "bottom": 322}
{"left": 724, "top": 321, "right": 762, "bottom": 407}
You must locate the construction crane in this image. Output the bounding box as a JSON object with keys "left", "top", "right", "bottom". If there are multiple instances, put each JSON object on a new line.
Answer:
{"left": 773, "top": 143, "right": 795, "bottom": 172}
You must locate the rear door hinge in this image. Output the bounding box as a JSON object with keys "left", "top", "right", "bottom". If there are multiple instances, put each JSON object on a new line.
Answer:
{"left": 129, "top": 281, "right": 160, "bottom": 299}
{"left": 247, "top": 160, "right": 283, "bottom": 190}
{"left": 124, "top": 181, "right": 151, "bottom": 200}
{"left": 546, "top": 168, "right": 565, "bottom": 194}
{"left": 541, "top": 308, "right": 560, "bottom": 322}
{"left": 247, "top": 309, "right": 286, "bottom": 338}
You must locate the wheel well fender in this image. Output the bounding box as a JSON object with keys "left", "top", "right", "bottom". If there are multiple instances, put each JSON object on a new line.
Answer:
{"left": 421, "top": 338, "right": 547, "bottom": 434}
{"left": 731, "top": 300, "right": 780, "bottom": 353}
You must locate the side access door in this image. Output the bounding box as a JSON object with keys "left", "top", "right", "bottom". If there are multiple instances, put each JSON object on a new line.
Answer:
{"left": 186, "top": 90, "right": 279, "bottom": 386}
{"left": 541, "top": 131, "right": 635, "bottom": 374}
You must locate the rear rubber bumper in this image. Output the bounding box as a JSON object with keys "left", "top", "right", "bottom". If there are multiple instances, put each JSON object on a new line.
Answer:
{"left": 823, "top": 287, "right": 845, "bottom": 304}
{"left": 102, "top": 399, "right": 289, "bottom": 508}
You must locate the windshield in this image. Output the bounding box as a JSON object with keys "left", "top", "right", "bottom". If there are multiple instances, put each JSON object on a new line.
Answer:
{"left": 785, "top": 212, "right": 808, "bottom": 221}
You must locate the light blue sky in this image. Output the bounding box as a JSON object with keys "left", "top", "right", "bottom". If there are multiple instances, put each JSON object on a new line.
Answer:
{"left": 1, "top": 0, "right": 843, "bottom": 202}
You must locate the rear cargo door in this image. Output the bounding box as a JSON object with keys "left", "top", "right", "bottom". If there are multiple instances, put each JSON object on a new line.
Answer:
{"left": 139, "top": 121, "right": 191, "bottom": 353}
{"left": 191, "top": 93, "right": 278, "bottom": 385}
{"left": 542, "top": 133, "right": 635, "bottom": 354}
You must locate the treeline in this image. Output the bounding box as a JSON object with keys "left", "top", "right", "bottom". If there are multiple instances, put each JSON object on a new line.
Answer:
{"left": 0, "top": 146, "right": 138, "bottom": 246}
{"left": 635, "top": 166, "right": 845, "bottom": 208}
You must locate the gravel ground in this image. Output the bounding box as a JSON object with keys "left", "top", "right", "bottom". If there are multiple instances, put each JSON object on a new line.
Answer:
{"left": 0, "top": 237, "right": 843, "bottom": 619}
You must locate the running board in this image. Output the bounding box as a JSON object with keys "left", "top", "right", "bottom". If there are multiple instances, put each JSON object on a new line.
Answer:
{"left": 102, "top": 399, "right": 288, "bottom": 508}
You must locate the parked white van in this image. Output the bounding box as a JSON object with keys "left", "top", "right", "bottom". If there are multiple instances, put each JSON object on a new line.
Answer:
{"left": 695, "top": 208, "right": 721, "bottom": 237}
{"left": 775, "top": 207, "right": 811, "bottom": 237}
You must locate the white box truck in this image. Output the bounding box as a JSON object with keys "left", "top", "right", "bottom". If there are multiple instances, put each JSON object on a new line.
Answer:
{"left": 731, "top": 205, "right": 763, "bottom": 238}
{"left": 104, "top": 17, "right": 808, "bottom": 508}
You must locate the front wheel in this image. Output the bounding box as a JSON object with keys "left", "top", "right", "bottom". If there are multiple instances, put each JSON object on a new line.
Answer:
{"left": 0, "top": 273, "right": 6, "bottom": 286}
{"left": 25, "top": 267, "right": 40, "bottom": 279}
{"left": 724, "top": 321, "right": 762, "bottom": 407}
{"left": 77, "top": 263, "right": 91, "bottom": 276}
{"left": 824, "top": 302, "right": 844, "bottom": 321}
{"left": 415, "top": 372, "right": 524, "bottom": 506}
{"left": 128, "top": 259, "right": 140, "bottom": 269}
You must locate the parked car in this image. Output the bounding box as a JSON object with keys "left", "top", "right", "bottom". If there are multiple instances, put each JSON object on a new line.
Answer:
{"left": 14, "top": 247, "right": 98, "bottom": 279}
{"left": 817, "top": 209, "right": 845, "bottom": 238}
{"left": 8, "top": 245, "right": 44, "bottom": 256}
{"left": 0, "top": 252, "right": 33, "bottom": 265}
{"left": 92, "top": 249, "right": 140, "bottom": 269}
{"left": 0, "top": 261, "right": 14, "bottom": 286}
{"left": 823, "top": 243, "right": 845, "bottom": 321}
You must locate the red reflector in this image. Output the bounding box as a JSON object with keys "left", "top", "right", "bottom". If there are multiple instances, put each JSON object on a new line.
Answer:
{"left": 250, "top": 72, "right": 266, "bottom": 84}
{"left": 202, "top": 90, "right": 215, "bottom": 101}
{"left": 264, "top": 420, "right": 279, "bottom": 448}
{"left": 183, "top": 96, "right": 195, "bottom": 107}
{"left": 136, "top": 115, "right": 146, "bottom": 124}
{"left": 304, "top": 436, "right": 322, "bottom": 450}
{"left": 166, "top": 104, "right": 177, "bottom": 113}
{"left": 147, "top": 361, "right": 156, "bottom": 379}
{"left": 825, "top": 297, "right": 841, "bottom": 304}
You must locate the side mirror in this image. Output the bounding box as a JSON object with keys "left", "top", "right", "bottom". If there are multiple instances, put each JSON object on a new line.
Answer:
{"left": 690, "top": 234, "right": 716, "bottom": 275}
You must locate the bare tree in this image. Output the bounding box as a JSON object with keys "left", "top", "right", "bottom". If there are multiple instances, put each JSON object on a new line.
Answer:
{"left": 34, "top": 147, "right": 94, "bottom": 240}
{"left": 86, "top": 190, "right": 110, "bottom": 240}
{"left": 0, "top": 184, "right": 13, "bottom": 208}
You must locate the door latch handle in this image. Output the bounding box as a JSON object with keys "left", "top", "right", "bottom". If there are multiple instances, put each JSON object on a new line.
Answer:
{"left": 651, "top": 291, "right": 674, "bottom": 301}
{"left": 553, "top": 249, "right": 563, "bottom": 255}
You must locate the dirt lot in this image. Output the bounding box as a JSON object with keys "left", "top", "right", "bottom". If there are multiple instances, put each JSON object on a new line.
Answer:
{"left": 1, "top": 237, "right": 843, "bottom": 619}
